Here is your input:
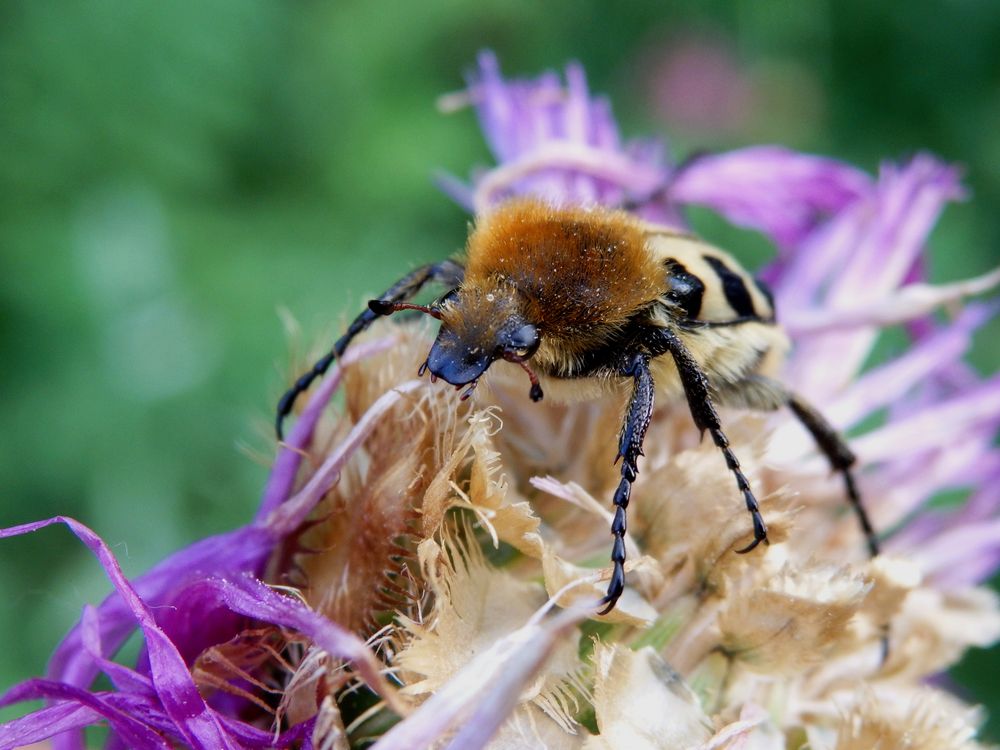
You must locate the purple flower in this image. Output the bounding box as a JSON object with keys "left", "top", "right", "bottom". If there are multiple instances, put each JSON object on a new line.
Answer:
{"left": 4, "top": 50, "right": 1000, "bottom": 749}
{"left": 448, "top": 50, "right": 1000, "bottom": 589}
{"left": 437, "top": 51, "right": 672, "bottom": 222}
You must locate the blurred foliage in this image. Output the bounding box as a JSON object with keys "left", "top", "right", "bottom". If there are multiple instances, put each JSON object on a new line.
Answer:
{"left": 1, "top": 0, "right": 998, "bottom": 736}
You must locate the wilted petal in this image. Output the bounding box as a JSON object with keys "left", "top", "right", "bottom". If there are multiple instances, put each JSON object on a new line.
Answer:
{"left": 717, "top": 563, "right": 871, "bottom": 674}
{"left": 833, "top": 690, "right": 986, "bottom": 750}
{"left": 397, "top": 532, "right": 581, "bottom": 727}
{"left": 445, "top": 410, "right": 546, "bottom": 558}
{"left": 197, "top": 576, "right": 406, "bottom": 716}
{"left": 583, "top": 645, "right": 713, "bottom": 750}
{"left": 486, "top": 704, "right": 583, "bottom": 750}
{"left": 859, "top": 556, "right": 922, "bottom": 627}
{"left": 265, "top": 379, "right": 425, "bottom": 536}
{"left": 695, "top": 703, "right": 781, "bottom": 750}
{"left": 540, "top": 547, "right": 658, "bottom": 626}
{"left": 885, "top": 587, "right": 1000, "bottom": 680}
{"left": 375, "top": 607, "right": 583, "bottom": 750}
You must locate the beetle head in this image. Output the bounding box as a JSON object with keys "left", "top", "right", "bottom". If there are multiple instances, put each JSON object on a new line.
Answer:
{"left": 426, "top": 314, "right": 540, "bottom": 387}
{"left": 369, "top": 283, "right": 544, "bottom": 401}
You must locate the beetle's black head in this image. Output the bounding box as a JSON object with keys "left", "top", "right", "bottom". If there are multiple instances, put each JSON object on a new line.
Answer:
{"left": 427, "top": 315, "right": 539, "bottom": 385}
{"left": 369, "top": 283, "right": 544, "bottom": 401}
{"left": 427, "top": 285, "right": 542, "bottom": 400}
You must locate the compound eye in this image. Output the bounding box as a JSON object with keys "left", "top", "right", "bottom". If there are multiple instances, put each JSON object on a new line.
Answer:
{"left": 505, "top": 323, "right": 539, "bottom": 361}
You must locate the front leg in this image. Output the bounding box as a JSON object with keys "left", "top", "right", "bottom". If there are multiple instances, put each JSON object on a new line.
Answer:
{"left": 645, "top": 327, "right": 769, "bottom": 554}
{"left": 276, "top": 259, "right": 464, "bottom": 438}
{"left": 599, "top": 352, "right": 655, "bottom": 614}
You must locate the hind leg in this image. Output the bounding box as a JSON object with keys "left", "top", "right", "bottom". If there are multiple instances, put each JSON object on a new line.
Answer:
{"left": 717, "top": 375, "right": 879, "bottom": 557}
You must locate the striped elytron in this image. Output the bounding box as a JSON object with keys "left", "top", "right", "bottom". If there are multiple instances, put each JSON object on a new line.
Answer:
{"left": 277, "top": 199, "right": 878, "bottom": 613}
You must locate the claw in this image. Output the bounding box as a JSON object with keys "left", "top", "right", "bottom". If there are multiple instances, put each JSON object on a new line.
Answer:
{"left": 597, "top": 565, "right": 625, "bottom": 616}
{"left": 735, "top": 530, "right": 769, "bottom": 554}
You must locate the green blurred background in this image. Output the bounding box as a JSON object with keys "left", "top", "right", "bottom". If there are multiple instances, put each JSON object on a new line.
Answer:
{"left": 2, "top": 0, "right": 999, "bottom": 737}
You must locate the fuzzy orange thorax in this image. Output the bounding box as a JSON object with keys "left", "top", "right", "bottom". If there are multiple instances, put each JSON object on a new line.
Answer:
{"left": 458, "top": 200, "right": 665, "bottom": 340}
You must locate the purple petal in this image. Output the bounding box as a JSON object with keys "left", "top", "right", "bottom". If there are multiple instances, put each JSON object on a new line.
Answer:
{"left": 467, "top": 145, "right": 665, "bottom": 214}
{"left": 823, "top": 303, "right": 995, "bottom": 428}
{"left": 824, "top": 157, "right": 964, "bottom": 307}
{"left": 49, "top": 524, "right": 274, "bottom": 695}
{"left": 669, "top": 145, "right": 872, "bottom": 252}
{"left": 902, "top": 519, "right": 1000, "bottom": 588}
{"left": 781, "top": 268, "right": 1000, "bottom": 337}
{"left": 0, "top": 517, "right": 243, "bottom": 750}
{"left": 0, "top": 702, "right": 101, "bottom": 750}
{"left": 853, "top": 375, "right": 1000, "bottom": 465}
{"left": 201, "top": 575, "right": 406, "bottom": 716}
{"left": 868, "top": 439, "right": 996, "bottom": 532}
{"left": 0, "top": 680, "right": 172, "bottom": 750}
{"left": 781, "top": 155, "right": 965, "bottom": 398}
{"left": 449, "top": 50, "right": 669, "bottom": 212}
{"left": 433, "top": 170, "right": 475, "bottom": 212}
{"left": 79, "top": 605, "right": 155, "bottom": 697}
{"left": 887, "top": 453, "right": 1000, "bottom": 550}
{"left": 778, "top": 155, "right": 963, "bottom": 313}
{"left": 954, "top": 457, "right": 1000, "bottom": 526}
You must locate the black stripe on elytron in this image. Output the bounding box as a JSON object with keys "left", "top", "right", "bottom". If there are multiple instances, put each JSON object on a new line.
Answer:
{"left": 663, "top": 259, "right": 705, "bottom": 319}
{"left": 703, "top": 255, "right": 756, "bottom": 318}
{"left": 754, "top": 275, "right": 776, "bottom": 315}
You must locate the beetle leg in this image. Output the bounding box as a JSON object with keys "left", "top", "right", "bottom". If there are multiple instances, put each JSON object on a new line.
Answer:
{"left": 275, "top": 259, "right": 464, "bottom": 439}
{"left": 786, "top": 394, "right": 879, "bottom": 557}
{"left": 715, "top": 375, "right": 879, "bottom": 558}
{"left": 647, "top": 327, "right": 769, "bottom": 555}
{"left": 598, "top": 351, "right": 655, "bottom": 615}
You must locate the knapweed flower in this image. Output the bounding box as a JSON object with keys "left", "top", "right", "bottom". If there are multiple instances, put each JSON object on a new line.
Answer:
{"left": 3, "top": 50, "right": 1000, "bottom": 749}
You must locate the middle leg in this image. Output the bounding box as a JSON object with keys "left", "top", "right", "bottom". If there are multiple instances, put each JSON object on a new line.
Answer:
{"left": 645, "top": 327, "right": 769, "bottom": 554}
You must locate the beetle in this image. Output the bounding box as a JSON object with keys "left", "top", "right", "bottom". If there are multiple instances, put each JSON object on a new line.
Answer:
{"left": 276, "top": 199, "right": 878, "bottom": 614}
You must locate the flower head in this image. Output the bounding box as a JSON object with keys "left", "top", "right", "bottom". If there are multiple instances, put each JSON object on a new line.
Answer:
{"left": 3, "top": 51, "right": 1000, "bottom": 749}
